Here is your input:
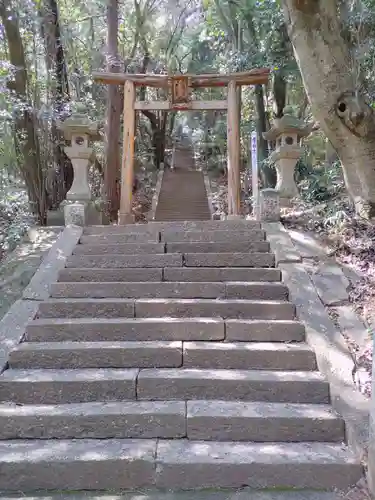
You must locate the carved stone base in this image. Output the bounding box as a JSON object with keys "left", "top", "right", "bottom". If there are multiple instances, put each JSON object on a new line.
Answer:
{"left": 63, "top": 201, "right": 102, "bottom": 226}
{"left": 63, "top": 202, "right": 88, "bottom": 226}
{"left": 260, "top": 188, "right": 280, "bottom": 222}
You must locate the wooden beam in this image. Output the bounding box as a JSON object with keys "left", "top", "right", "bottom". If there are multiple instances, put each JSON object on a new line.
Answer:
{"left": 93, "top": 72, "right": 169, "bottom": 87}
{"left": 93, "top": 68, "right": 270, "bottom": 88}
{"left": 134, "top": 100, "right": 228, "bottom": 111}
{"left": 119, "top": 80, "right": 136, "bottom": 225}
{"left": 227, "top": 80, "right": 241, "bottom": 216}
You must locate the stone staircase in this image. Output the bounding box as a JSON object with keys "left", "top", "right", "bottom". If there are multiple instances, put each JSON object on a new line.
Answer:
{"left": 0, "top": 220, "right": 362, "bottom": 493}
{"left": 154, "top": 145, "right": 211, "bottom": 221}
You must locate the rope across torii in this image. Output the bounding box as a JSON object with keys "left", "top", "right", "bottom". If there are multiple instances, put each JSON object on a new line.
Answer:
{"left": 93, "top": 68, "right": 270, "bottom": 225}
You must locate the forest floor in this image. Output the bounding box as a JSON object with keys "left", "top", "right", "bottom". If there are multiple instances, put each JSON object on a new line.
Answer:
{"left": 0, "top": 163, "right": 158, "bottom": 323}
{"left": 208, "top": 171, "right": 375, "bottom": 399}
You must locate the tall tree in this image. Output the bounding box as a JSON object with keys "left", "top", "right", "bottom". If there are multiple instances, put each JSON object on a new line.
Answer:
{"left": 0, "top": 0, "right": 47, "bottom": 223}
{"left": 105, "top": 0, "right": 121, "bottom": 221}
{"left": 281, "top": 0, "right": 375, "bottom": 218}
{"left": 39, "top": 0, "right": 73, "bottom": 209}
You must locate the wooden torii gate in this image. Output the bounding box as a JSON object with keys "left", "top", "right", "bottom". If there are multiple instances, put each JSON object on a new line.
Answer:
{"left": 93, "top": 69, "right": 270, "bottom": 225}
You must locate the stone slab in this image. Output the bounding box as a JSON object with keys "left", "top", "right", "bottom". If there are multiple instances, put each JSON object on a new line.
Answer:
{"left": 310, "top": 262, "right": 350, "bottom": 306}
{"left": 280, "top": 263, "right": 370, "bottom": 466}
{"left": 262, "top": 222, "right": 301, "bottom": 264}
{"left": 182, "top": 341, "right": 316, "bottom": 370}
{"left": 186, "top": 401, "right": 345, "bottom": 442}
{"left": 80, "top": 233, "right": 159, "bottom": 244}
{"left": 0, "top": 368, "right": 139, "bottom": 403}
{"left": 9, "top": 341, "right": 183, "bottom": 369}
{"left": 58, "top": 268, "right": 163, "bottom": 282}
{"left": 0, "top": 491, "right": 343, "bottom": 500}
{"left": 163, "top": 267, "right": 281, "bottom": 282}
{"left": 50, "top": 282, "right": 225, "bottom": 299}
{"left": 225, "top": 282, "right": 289, "bottom": 300}
{"left": 26, "top": 318, "right": 225, "bottom": 342}
{"left": 154, "top": 220, "right": 261, "bottom": 231}
{"left": 73, "top": 243, "right": 165, "bottom": 255}
{"left": 225, "top": 319, "right": 305, "bottom": 342}
{"left": 137, "top": 368, "right": 329, "bottom": 403}
{"left": 0, "top": 438, "right": 156, "bottom": 490}
{"left": 154, "top": 440, "right": 362, "bottom": 489}
{"left": 161, "top": 229, "right": 266, "bottom": 243}
{"left": 184, "top": 252, "right": 275, "bottom": 268}
{"left": 134, "top": 299, "right": 295, "bottom": 320}
{"left": 83, "top": 225, "right": 159, "bottom": 235}
{"left": 336, "top": 305, "right": 370, "bottom": 350}
{"left": 66, "top": 253, "right": 183, "bottom": 269}
{"left": 0, "top": 401, "right": 186, "bottom": 439}
{"left": 37, "top": 299, "right": 135, "bottom": 318}
{"left": 0, "top": 300, "right": 39, "bottom": 372}
{"left": 166, "top": 241, "right": 270, "bottom": 253}
{"left": 287, "top": 229, "right": 329, "bottom": 258}
{"left": 23, "top": 225, "right": 83, "bottom": 301}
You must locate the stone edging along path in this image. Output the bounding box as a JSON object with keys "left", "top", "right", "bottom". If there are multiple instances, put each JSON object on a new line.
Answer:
{"left": 263, "top": 223, "right": 370, "bottom": 480}
{"left": 0, "top": 225, "right": 82, "bottom": 373}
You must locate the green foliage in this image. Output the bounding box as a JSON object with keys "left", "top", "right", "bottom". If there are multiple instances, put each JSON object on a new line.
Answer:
{"left": 298, "top": 161, "right": 345, "bottom": 204}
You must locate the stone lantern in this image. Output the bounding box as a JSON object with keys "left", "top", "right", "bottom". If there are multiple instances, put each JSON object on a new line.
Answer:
{"left": 58, "top": 107, "right": 102, "bottom": 225}
{"left": 263, "top": 106, "right": 312, "bottom": 206}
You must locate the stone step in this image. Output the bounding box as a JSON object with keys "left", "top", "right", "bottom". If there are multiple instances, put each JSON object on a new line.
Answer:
{"left": 82, "top": 221, "right": 261, "bottom": 236}
{"left": 156, "top": 215, "right": 211, "bottom": 221}
{"left": 0, "top": 400, "right": 344, "bottom": 442}
{"left": 83, "top": 224, "right": 159, "bottom": 235}
{"left": 161, "top": 229, "right": 266, "bottom": 242}
{"left": 225, "top": 319, "right": 305, "bottom": 341}
{"left": 26, "top": 318, "right": 226, "bottom": 342}
{"left": 183, "top": 253, "right": 275, "bottom": 268}
{"left": 58, "top": 267, "right": 282, "bottom": 283}
{"left": 9, "top": 341, "right": 183, "bottom": 369}
{"left": 153, "top": 440, "right": 361, "bottom": 490}
{"left": 150, "top": 220, "right": 262, "bottom": 231}
{"left": 73, "top": 243, "right": 165, "bottom": 255}
{"left": 58, "top": 268, "right": 164, "bottom": 282}
{"left": 0, "top": 491, "right": 348, "bottom": 500}
{"left": 74, "top": 241, "right": 272, "bottom": 255}
{"left": 0, "top": 401, "right": 186, "bottom": 439}
{"left": 137, "top": 369, "right": 329, "bottom": 403}
{"left": 0, "top": 368, "right": 139, "bottom": 403}
{"left": 166, "top": 241, "right": 270, "bottom": 253}
{"left": 66, "top": 253, "right": 183, "bottom": 269}
{"left": 26, "top": 318, "right": 305, "bottom": 343}
{"left": 9, "top": 341, "right": 314, "bottom": 370}
{"left": 80, "top": 233, "right": 160, "bottom": 244}
{"left": 0, "top": 368, "right": 328, "bottom": 404}
{"left": 50, "top": 282, "right": 289, "bottom": 300}
{"left": 0, "top": 439, "right": 360, "bottom": 491}
{"left": 186, "top": 401, "right": 344, "bottom": 442}
{"left": 163, "top": 267, "right": 282, "bottom": 282}
{"left": 37, "top": 298, "right": 135, "bottom": 318}
{"left": 37, "top": 298, "right": 295, "bottom": 320}
{"left": 134, "top": 299, "right": 295, "bottom": 320}
{"left": 182, "top": 342, "right": 316, "bottom": 370}
{"left": 0, "top": 438, "right": 156, "bottom": 490}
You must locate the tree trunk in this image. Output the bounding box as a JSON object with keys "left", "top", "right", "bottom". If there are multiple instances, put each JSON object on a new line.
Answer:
{"left": 105, "top": 0, "right": 121, "bottom": 221}
{"left": 281, "top": 0, "right": 375, "bottom": 218}
{"left": 0, "top": 0, "right": 47, "bottom": 224}
{"left": 272, "top": 71, "right": 287, "bottom": 119}
{"left": 255, "top": 84, "right": 276, "bottom": 188}
{"left": 40, "top": 0, "right": 73, "bottom": 208}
